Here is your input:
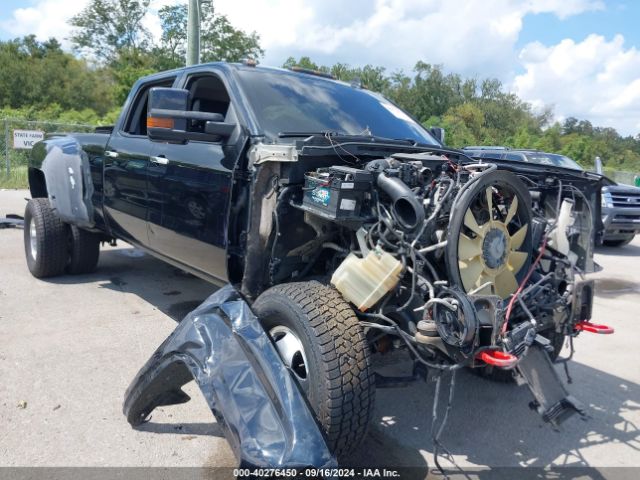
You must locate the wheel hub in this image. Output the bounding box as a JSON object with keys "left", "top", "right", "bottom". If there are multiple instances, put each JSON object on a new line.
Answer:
{"left": 455, "top": 184, "right": 531, "bottom": 299}
{"left": 269, "top": 325, "right": 308, "bottom": 386}
{"left": 482, "top": 228, "right": 508, "bottom": 269}
{"left": 29, "top": 220, "right": 38, "bottom": 261}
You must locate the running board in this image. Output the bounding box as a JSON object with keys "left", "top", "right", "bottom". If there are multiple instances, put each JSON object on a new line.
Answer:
{"left": 516, "top": 344, "right": 587, "bottom": 427}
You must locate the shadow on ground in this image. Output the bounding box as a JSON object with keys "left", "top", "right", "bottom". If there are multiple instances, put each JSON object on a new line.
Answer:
{"left": 595, "top": 243, "right": 640, "bottom": 258}
{"left": 349, "top": 358, "right": 639, "bottom": 474}
{"left": 137, "top": 421, "right": 225, "bottom": 438}
{"left": 45, "top": 246, "right": 216, "bottom": 322}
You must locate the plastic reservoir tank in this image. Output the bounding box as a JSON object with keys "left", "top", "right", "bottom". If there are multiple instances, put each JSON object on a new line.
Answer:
{"left": 331, "top": 250, "right": 403, "bottom": 311}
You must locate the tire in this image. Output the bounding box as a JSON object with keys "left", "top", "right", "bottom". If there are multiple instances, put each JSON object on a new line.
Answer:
{"left": 24, "top": 198, "right": 69, "bottom": 278}
{"left": 252, "top": 281, "right": 375, "bottom": 458}
{"left": 67, "top": 226, "right": 100, "bottom": 274}
{"left": 602, "top": 236, "right": 634, "bottom": 247}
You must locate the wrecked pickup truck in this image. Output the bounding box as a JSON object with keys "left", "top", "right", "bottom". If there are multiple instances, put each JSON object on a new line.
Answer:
{"left": 25, "top": 62, "right": 612, "bottom": 466}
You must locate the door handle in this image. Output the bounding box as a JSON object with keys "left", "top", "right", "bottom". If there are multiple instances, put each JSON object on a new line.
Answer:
{"left": 105, "top": 150, "right": 119, "bottom": 158}
{"left": 150, "top": 156, "right": 169, "bottom": 165}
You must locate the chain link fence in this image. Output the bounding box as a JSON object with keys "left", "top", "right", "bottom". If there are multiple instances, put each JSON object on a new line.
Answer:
{"left": 1, "top": 118, "right": 95, "bottom": 189}
{"left": 604, "top": 169, "right": 639, "bottom": 186}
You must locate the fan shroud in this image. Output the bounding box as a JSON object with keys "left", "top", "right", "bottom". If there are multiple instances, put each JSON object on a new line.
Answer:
{"left": 445, "top": 170, "right": 534, "bottom": 299}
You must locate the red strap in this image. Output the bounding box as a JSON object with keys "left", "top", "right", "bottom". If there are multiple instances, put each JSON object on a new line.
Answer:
{"left": 575, "top": 321, "right": 614, "bottom": 334}
{"left": 477, "top": 350, "right": 518, "bottom": 368}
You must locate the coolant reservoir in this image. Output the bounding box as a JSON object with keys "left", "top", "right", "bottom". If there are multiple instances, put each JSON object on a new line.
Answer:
{"left": 331, "top": 250, "right": 403, "bottom": 311}
{"left": 549, "top": 199, "right": 575, "bottom": 259}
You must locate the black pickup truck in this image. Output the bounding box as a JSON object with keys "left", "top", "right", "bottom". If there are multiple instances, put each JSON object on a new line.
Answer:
{"left": 25, "top": 62, "right": 611, "bottom": 465}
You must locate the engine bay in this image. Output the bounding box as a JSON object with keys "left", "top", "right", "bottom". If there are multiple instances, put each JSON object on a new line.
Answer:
{"left": 235, "top": 139, "right": 609, "bottom": 427}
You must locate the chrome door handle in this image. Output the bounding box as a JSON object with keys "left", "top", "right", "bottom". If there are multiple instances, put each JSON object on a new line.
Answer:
{"left": 150, "top": 156, "right": 169, "bottom": 165}
{"left": 105, "top": 150, "right": 119, "bottom": 158}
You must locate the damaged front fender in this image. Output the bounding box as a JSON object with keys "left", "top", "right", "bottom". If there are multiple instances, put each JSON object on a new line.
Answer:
{"left": 123, "top": 285, "right": 336, "bottom": 468}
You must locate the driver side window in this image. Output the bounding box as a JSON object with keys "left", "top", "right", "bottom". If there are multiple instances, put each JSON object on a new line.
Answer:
{"left": 124, "top": 77, "right": 176, "bottom": 136}
{"left": 184, "top": 74, "right": 231, "bottom": 133}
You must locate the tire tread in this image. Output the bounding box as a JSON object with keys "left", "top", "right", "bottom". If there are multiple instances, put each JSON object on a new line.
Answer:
{"left": 24, "top": 198, "right": 69, "bottom": 278}
{"left": 253, "top": 281, "right": 374, "bottom": 458}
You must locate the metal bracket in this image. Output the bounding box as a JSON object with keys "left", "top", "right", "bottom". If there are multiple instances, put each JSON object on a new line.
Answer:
{"left": 249, "top": 144, "right": 299, "bottom": 165}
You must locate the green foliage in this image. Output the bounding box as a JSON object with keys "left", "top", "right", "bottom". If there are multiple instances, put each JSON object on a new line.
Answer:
{"left": 108, "top": 49, "right": 156, "bottom": 105}
{"left": 153, "top": 4, "right": 264, "bottom": 70}
{"left": 70, "top": 0, "right": 151, "bottom": 62}
{"left": 0, "top": 36, "right": 114, "bottom": 115}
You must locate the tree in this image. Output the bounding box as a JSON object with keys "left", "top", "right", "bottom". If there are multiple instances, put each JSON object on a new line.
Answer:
{"left": 154, "top": 3, "right": 263, "bottom": 69}
{"left": 70, "top": 0, "right": 151, "bottom": 63}
{"left": 0, "top": 36, "right": 113, "bottom": 114}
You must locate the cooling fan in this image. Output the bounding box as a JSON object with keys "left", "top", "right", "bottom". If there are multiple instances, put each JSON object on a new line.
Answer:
{"left": 446, "top": 170, "right": 533, "bottom": 299}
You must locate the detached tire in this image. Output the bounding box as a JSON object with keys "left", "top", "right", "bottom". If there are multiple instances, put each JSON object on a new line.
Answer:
{"left": 67, "top": 226, "right": 100, "bottom": 274}
{"left": 252, "top": 281, "right": 375, "bottom": 458}
{"left": 24, "top": 198, "right": 69, "bottom": 278}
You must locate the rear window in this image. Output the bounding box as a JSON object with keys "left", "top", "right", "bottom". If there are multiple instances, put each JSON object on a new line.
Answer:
{"left": 479, "top": 152, "right": 502, "bottom": 159}
{"left": 525, "top": 153, "right": 583, "bottom": 170}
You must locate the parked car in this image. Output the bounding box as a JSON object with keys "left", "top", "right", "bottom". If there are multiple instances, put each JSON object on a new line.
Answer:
{"left": 463, "top": 147, "right": 640, "bottom": 247}
{"left": 24, "top": 63, "right": 609, "bottom": 466}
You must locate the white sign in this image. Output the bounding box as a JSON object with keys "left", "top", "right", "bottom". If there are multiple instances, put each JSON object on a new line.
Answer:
{"left": 13, "top": 129, "right": 45, "bottom": 149}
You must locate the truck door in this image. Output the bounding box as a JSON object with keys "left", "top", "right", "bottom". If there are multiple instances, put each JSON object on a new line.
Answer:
{"left": 103, "top": 76, "right": 176, "bottom": 246}
{"left": 147, "top": 72, "right": 241, "bottom": 282}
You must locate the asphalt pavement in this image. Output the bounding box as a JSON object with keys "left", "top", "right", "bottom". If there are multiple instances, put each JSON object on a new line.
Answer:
{"left": 1, "top": 189, "right": 639, "bottom": 476}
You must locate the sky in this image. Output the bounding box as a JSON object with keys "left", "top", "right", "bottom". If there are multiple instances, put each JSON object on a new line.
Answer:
{"left": 1, "top": 0, "right": 639, "bottom": 136}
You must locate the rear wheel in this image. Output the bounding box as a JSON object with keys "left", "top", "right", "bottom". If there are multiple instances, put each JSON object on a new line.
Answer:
{"left": 24, "top": 198, "right": 69, "bottom": 278}
{"left": 602, "top": 235, "right": 634, "bottom": 247}
{"left": 67, "top": 226, "right": 101, "bottom": 274}
{"left": 252, "top": 281, "right": 375, "bottom": 458}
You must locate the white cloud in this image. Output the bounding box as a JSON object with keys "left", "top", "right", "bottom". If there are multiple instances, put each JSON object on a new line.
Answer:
{"left": 0, "top": 0, "right": 604, "bottom": 71}
{"left": 0, "top": 0, "right": 90, "bottom": 47}
{"left": 212, "top": 0, "right": 603, "bottom": 76}
{"left": 514, "top": 34, "right": 640, "bottom": 136}
{"left": 0, "top": 0, "right": 179, "bottom": 48}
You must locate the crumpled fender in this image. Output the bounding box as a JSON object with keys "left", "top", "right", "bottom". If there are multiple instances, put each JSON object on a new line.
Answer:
{"left": 123, "top": 285, "right": 336, "bottom": 468}
{"left": 31, "top": 136, "right": 94, "bottom": 227}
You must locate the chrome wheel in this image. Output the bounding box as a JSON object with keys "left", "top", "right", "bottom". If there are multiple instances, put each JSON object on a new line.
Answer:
{"left": 269, "top": 325, "right": 309, "bottom": 387}
{"left": 29, "top": 220, "right": 38, "bottom": 261}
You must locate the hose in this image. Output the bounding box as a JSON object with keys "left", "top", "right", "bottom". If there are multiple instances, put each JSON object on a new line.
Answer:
{"left": 376, "top": 172, "right": 426, "bottom": 230}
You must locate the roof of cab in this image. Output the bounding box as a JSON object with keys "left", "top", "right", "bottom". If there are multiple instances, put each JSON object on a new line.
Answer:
{"left": 138, "top": 61, "right": 347, "bottom": 85}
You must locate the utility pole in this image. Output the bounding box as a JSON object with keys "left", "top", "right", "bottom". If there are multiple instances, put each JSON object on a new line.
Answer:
{"left": 186, "top": 0, "right": 201, "bottom": 66}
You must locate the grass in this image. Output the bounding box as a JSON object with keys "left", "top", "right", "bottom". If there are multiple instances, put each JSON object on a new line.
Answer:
{"left": 0, "top": 165, "right": 28, "bottom": 189}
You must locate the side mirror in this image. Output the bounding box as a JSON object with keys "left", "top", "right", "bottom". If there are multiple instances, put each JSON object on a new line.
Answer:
{"left": 147, "top": 88, "right": 189, "bottom": 132}
{"left": 594, "top": 156, "right": 603, "bottom": 175}
{"left": 147, "top": 87, "right": 235, "bottom": 143}
{"left": 428, "top": 126, "right": 445, "bottom": 145}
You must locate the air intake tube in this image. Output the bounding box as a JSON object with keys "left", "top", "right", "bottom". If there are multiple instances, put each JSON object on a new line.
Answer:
{"left": 376, "top": 172, "right": 425, "bottom": 230}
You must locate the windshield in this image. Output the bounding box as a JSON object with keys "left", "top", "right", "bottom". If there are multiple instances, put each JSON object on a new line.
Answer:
{"left": 524, "top": 153, "right": 583, "bottom": 171}
{"left": 236, "top": 69, "right": 440, "bottom": 145}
